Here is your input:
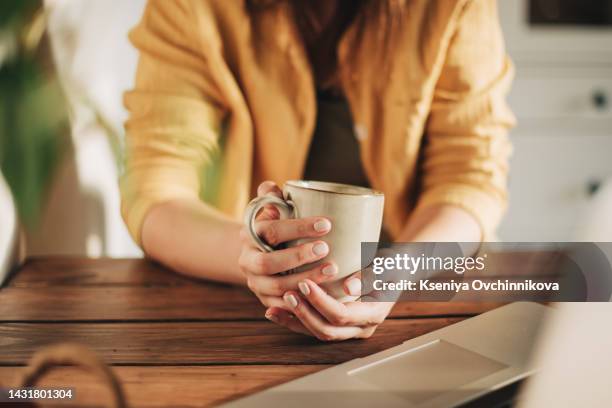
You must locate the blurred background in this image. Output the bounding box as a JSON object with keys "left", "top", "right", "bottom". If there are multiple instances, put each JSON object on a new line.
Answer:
{"left": 498, "top": 0, "right": 612, "bottom": 242}
{"left": 1, "top": 0, "right": 611, "bottom": 281}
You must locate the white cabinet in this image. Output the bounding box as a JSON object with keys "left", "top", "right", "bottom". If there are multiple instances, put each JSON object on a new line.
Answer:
{"left": 497, "top": 1, "right": 612, "bottom": 241}
{"left": 499, "top": 133, "right": 612, "bottom": 241}
{"left": 509, "top": 69, "right": 612, "bottom": 120}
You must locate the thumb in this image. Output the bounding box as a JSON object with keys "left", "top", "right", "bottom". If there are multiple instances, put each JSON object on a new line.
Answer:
{"left": 257, "top": 180, "right": 283, "bottom": 198}
{"left": 343, "top": 272, "right": 362, "bottom": 297}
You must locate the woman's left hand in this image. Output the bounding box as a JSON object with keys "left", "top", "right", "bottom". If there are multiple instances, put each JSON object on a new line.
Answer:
{"left": 264, "top": 275, "right": 395, "bottom": 341}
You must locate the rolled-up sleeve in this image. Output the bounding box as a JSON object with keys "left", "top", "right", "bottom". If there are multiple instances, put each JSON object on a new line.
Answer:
{"left": 415, "top": 0, "right": 516, "bottom": 240}
{"left": 120, "top": 0, "right": 226, "bottom": 246}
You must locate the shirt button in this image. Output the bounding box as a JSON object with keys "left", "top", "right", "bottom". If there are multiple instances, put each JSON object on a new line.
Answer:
{"left": 354, "top": 124, "right": 368, "bottom": 141}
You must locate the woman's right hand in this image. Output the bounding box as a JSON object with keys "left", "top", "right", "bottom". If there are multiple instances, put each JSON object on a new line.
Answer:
{"left": 238, "top": 181, "right": 339, "bottom": 309}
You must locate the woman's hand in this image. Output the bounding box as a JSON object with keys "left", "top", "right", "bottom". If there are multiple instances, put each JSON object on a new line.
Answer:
{"left": 265, "top": 275, "right": 395, "bottom": 341}
{"left": 239, "top": 181, "right": 342, "bottom": 309}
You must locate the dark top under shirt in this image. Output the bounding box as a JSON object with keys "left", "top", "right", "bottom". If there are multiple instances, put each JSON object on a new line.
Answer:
{"left": 295, "top": 1, "right": 370, "bottom": 188}
{"left": 302, "top": 91, "right": 391, "bottom": 240}
{"left": 302, "top": 89, "right": 369, "bottom": 188}
{"left": 296, "top": 2, "right": 393, "bottom": 241}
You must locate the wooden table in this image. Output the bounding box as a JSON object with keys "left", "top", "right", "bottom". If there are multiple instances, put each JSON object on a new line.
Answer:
{"left": 0, "top": 258, "right": 512, "bottom": 407}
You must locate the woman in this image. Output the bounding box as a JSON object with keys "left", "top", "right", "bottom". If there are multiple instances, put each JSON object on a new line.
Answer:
{"left": 121, "top": 0, "right": 515, "bottom": 341}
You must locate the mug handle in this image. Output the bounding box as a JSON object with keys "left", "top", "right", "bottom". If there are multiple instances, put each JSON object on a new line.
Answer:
{"left": 244, "top": 195, "right": 296, "bottom": 252}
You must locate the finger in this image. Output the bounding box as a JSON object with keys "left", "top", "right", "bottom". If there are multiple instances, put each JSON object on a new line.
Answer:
{"left": 355, "top": 325, "right": 378, "bottom": 339}
{"left": 343, "top": 272, "right": 362, "bottom": 297}
{"left": 257, "top": 181, "right": 283, "bottom": 198}
{"left": 255, "top": 204, "right": 281, "bottom": 222}
{"left": 297, "top": 279, "right": 354, "bottom": 325}
{"left": 253, "top": 182, "right": 284, "bottom": 221}
{"left": 298, "top": 279, "right": 390, "bottom": 326}
{"left": 255, "top": 217, "right": 332, "bottom": 247}
{"left": 239, "top": 241, "right": 330, "bottom": 275}
{"left": 246, "top": 262, "right": 338, "bottom": 296}
{"left": 265, "top": 308, "right": 313, "bottom": 337}
{"left": 269, "top": 306, "right": 377, "bottom": 339}
{"left": 254, "top": 293, "right": 288, "bottom": 309}
{"left": 343, "top": 301, "right": 394, "bottom": 326}
{"left": 282, "top": 291, "right": 364, "bottom": 341}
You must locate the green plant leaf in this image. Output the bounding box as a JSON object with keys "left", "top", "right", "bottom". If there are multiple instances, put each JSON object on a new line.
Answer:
{"left": 0, "top": 55, "right": 69, "bottom": 227}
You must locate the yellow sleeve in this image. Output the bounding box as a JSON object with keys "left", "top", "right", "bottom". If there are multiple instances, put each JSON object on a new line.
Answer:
{"left": 414, "top": 0, "right": 516, "bottom": 240}
{"left": 120, "top": 0, "right": 226, "bottom": 246}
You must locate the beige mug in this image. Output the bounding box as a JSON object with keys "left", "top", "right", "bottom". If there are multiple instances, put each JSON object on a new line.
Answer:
{"left": 244, "top": 180, "right": 384, "bottom": 301}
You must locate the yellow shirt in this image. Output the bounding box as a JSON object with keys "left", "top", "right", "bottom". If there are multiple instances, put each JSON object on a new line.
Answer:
{"left": 121, "top": 0, "right": 516, "bottom": 246}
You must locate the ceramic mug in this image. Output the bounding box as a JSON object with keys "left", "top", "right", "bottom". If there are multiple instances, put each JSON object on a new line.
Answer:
{"left": 244, "top": 180, "right": 384, "bottom": 301}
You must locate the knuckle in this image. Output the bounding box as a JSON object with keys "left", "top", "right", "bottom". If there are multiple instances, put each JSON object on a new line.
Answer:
{"left": 330, "top": 310, "right": 349, "bottom": 326}
{"left": 297, "top": 221, "right": 308, "bottom": 237}
{"left": 372, "top": 314, "right": 386, "bottom": 325}
{"left": 370, "top": 306, "right": 388, "bottom": 325}
{"left": 359, "top": 326, "right": 378, "bottom": 339}
{"left": 239, "top": 228, "right": 248, "bottom": 242}
{"left": 262, "top": 224, "right": 279, "bottom": 246}
{"left": 255, "top": 294, "right": 270, "bottom": 307}
{"left": 296, "top": 245, "right": 310, "bottom": 265}
{"left": 237, "top": 253, "right": 249, "bottom": 271}
{"left": 268, "top": 279, "right": 283, "bottom": 296}
{"left": 257, "top": 181, "right": 275, "bottom": 197}
{"left": 246, "top": 277, "right": 257, "bottom": 292}
{"left": 317, "top": 329, "right": 337, "bottom": 342}
{"left": 252, "top": 252, "right": 269, "bottom": 273}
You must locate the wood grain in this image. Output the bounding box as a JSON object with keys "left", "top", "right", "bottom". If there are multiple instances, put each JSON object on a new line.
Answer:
{"left": 2, "top": 257, "right": 506, "bottom": 322}
{"left": 0, "top": 256, "right": 515, "bottom": 407}
{"left": 7, "top": 258, "right": 191, "bottom": 288}
{"left": 0, "top": 318, "right": 464, "bottom": 366}
{"left": 0, "top": 285, "right": 502, "bottom": 321}
{"left": 9, "top": 252, "right": 560, "bottom": 289}
{"left": 0, "top": 365, "right": 326, "bottom": 407}
{"left": 0, "top": 285, "right": 267, "bottom": 321}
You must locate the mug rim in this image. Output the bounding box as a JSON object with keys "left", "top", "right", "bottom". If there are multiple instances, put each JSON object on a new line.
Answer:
{"left": 285, "top": 180, "right": 384, "bottom": 197}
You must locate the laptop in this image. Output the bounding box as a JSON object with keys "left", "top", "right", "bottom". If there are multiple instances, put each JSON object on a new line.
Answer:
{"left": 223, "top": 302, "right": 550, "bottom": 408}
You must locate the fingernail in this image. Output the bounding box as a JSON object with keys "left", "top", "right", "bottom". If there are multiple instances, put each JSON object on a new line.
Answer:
{"left": 312, "top": 242, "right": 329, "bottom": 256}
{"left": 322, "top": 263, "right": 337, "bottom": 276}
{"left": 313, "top": 219, "right": 331, "bottom": 232}
{"left": 265, "top": 312, "right": 278, "bottom": 323}
{"left": 298, "top": 281, "right": 310, "bottom": 296}
{"left": 347, "top": 278, "right": 362, "bottom": 296}
{"left": 284, "top": 293, "right": 298, "bottom": 309}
